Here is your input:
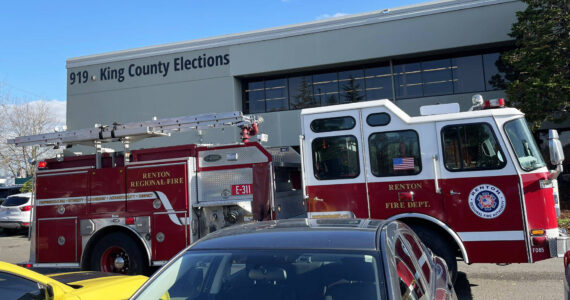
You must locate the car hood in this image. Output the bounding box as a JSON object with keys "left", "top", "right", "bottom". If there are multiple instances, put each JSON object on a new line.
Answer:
{"left": 60, "top": 273, "right": 147, "bottom": 300}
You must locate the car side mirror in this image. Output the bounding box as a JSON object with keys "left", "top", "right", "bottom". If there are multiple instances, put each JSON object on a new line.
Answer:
{"left": 548, "top": 129, "right": 565, "bottom": 165}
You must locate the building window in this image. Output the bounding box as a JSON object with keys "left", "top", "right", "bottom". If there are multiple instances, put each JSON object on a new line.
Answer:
{"left": 421, "top": 58, "right": 453, "bottom": 97}
{"left": 339, "top": 69, "right": 365, "bottom": 103}
{"left": 313, "top": 72, "right": 339, "bottom": 106}
{"left": 242, "top": 49, "right": 508, "bottom": 113}
{"left": 394, "top": 63, "right": 422, "bottom": 99}
{"left": 365, "top": 65, "right": 392, "bottom": 101}
{"left": 312, "top": 135, "right": 360, "bottom": 180}
{"left": 265, "top": 78, "right": 288, "bottom": 112}
{"left": 369, "top": 130, "right": 421, "bottom": 177}
{"left": 483, "top": 53, "right": 507, "bottom": 91}
{"left": 452, "top": 55, "right": 485, "bottom": 93}
{"left": 289, "top": 76, "right": 316, "bottom": 109}
{"left": 245, "top": 81, "right": 265, "bottom": 113}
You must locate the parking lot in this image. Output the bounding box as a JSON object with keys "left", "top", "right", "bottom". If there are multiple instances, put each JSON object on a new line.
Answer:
{"left": 0, "top": 228, "right": 564, "bottom": 299}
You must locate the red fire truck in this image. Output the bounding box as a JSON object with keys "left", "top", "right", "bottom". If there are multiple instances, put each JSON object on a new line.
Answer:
{"left": 8, "top": 95, "right": 568, "bottom": 281}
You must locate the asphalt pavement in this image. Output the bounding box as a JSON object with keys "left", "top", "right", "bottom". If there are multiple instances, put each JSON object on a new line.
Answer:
{"left": 0, "top": 228, "right": 565, "bottom": 299}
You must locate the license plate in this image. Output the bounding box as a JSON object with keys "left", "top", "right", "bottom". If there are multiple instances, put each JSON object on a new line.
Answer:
{"left": 232, "top": 184, "right": 253, "bottom": 195}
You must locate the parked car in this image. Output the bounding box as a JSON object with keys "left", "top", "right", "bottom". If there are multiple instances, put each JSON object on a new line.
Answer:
{"left": 0, "top": 185, "right": 22, "bottom": 206}
{"left": 130, "top": 218, "right": 456, "bottom": 300}
{"left": 0, "top": 192, "right": 31, "bottom": 234}
{"left": 0, "top": 261, "right": 147, "bottom": 300}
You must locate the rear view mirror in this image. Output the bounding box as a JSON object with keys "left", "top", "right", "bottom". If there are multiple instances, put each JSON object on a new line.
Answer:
{"left": 548, "top": 129, "right": 565, "bottom": 165}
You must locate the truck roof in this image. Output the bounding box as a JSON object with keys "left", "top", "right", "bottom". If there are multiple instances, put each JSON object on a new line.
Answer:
{"left": 300, "top": 99, "right": 524, "bottom": 124}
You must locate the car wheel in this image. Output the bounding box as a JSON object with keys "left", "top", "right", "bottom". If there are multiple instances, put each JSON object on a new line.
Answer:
{"left": 89, "top": 232, "right": 147, "bottom": 275}
{"left": 410, "top": 225, "right": 458, "bottom": 284}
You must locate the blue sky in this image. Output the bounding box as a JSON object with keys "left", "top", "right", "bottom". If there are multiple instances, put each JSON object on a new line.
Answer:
{"left": 0, "top": 0, "right": 424, "bottom": 104}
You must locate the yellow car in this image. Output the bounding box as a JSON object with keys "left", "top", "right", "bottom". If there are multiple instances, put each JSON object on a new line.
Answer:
{"left": 0, "top": 261, "right": 147, "bottom": 300}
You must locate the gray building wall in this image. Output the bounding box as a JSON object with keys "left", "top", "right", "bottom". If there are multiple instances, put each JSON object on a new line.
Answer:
{"left": 66, "top": 0, "right": 525, "bottom": 152}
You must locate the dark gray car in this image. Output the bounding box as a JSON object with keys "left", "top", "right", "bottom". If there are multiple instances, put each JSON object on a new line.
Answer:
{"left": 130, "top": 218, "right": 456, "bottom": 300}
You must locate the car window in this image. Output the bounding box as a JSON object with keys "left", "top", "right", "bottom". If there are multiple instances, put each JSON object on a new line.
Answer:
{"left": 0, "top": 271, "right": 46, "bottom": 300}
{"left": 134, "top": 250, "right": 385, "bottom": 300}
{"left": 3, "top": 196, "right": 29, "bottom": 207}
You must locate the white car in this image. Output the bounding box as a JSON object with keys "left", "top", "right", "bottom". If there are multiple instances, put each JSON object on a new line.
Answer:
{"left": 0, "top": 192, "right": 32, "bottom": 235}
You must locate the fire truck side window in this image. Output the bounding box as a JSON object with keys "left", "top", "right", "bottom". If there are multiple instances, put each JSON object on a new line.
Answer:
{"left": 441, "top": 123, "right": 506, "bottom": 171}
{"left": 368, "top": 130, "right": 421, "bottom": 177}
{"left": 310, "top": 116, "right": 356, "bottom": 133}
{"left": 312, "top": 135, "right": 360, "bottom": 180}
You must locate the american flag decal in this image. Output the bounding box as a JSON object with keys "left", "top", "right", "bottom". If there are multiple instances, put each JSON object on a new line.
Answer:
{"left": 393, "top": 157, "right": 415, "bottom": 170}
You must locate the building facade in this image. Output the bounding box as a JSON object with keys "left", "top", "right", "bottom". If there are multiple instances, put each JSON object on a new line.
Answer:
{"left": 66, "top": 0, "right": 525, "bottom": 150}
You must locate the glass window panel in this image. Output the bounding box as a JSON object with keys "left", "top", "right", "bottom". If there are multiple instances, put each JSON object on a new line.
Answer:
{"left": 504, "top": 118, "right": 546, "bottom": 171}
{"left": 441, "top": 123, "right": 506, "bottom": 171}
{"left": 366, "top": 113, "right": 391, "bottom": 127}
{"left": 369, "top": 130, "right": 421, "bottom": 177}
{"left": 312, "top": 135, "right": 360, "bottom": 180}
{"left": 339, "top": 69, "right": 365, "bottom": 103}
{"left": 394, "top": 63, "right": 422, "bottom": 99}
{"left": 265, "top": 78, "right": 288, "bottom": 112}
{"left": 313, "top": 72, "right": 339, "bottom": 106}
{"left": 421, "top": 59, "right": 453, "bottom": 96}
{"left": 483, "top": 53, "right": 507, "bottom": 91}
{"left": 288, "top": 76, "right": 317, "bottom": 109}
{"left": 245, "top": 81, "right": 265, "bottom": 113}
{"left": 452, "top": 55, "right": 485, "bottom": 93}
{"left": 365, "top": 66, "right": 393, "bottom": 100}
{"left": 310, "top": 116, "right": 356, "bottom": 133}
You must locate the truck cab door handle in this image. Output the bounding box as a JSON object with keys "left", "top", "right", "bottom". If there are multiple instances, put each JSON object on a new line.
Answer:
{"left": 449, "top": 190, "right": 461, "bottom": 195}
{"left": 313, "top": 197, "right": 324, "bottom": 202}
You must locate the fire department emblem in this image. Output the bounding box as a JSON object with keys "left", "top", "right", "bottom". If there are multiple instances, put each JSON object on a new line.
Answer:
{"left": 468, "top": 184, "right": 506, "bottom": 219}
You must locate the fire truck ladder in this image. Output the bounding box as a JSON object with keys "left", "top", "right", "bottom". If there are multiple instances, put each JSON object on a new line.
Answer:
{"left": 7, "top": 111, "right": 263, "bottom": 167}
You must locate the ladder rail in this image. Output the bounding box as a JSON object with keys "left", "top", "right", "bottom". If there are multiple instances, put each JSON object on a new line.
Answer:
{"left": 7, "top": 111, "right": 262, "bottom": 148}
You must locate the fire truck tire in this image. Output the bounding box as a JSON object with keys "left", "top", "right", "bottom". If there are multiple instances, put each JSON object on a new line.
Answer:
{"left": 409, "top": 225, "right": 458, "bottom": 284}
{"left": 89, "top": 232, "right": 147, "bottom": 275}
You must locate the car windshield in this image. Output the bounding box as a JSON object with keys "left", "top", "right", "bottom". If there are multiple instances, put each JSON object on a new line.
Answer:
{"left": 3, "top": 196, "right": 28, "bottom": 207}
{"left": 504, "top": 118, "right": 546, "bottom": 171}
{"left": 134, "top": 250, "right": 385, "bottom": 300}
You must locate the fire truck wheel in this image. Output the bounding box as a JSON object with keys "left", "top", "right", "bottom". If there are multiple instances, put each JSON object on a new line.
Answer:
{"left": 90, "top": 232, "right": 147, "bottom": 275}
{"left": 410, "top": 225, "right": 458, "bottom": 284}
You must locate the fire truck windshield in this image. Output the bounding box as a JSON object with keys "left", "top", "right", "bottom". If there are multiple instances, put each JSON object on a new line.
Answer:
{"left": 504, "top": 118, "right": 546, "bottom": 171}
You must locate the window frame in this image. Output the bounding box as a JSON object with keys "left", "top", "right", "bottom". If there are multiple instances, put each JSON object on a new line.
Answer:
{"left": 368, "top": 129, "right": 422, "bottom": 178}
{"left": 440, "top": 122, "right": 507, "bottom": 172}
{"left": 311, "top": 134, "right": 360, "bottom": 180}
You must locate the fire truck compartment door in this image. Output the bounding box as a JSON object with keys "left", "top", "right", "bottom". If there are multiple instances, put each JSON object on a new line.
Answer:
{"left": 435, "top": 118, "right": 529, "bottom": 263}
{"left": 37, "top": 218, "right": 77, "bottom": 263}
{"left": 152, "top": 212, "right": 188, "bottom": 261}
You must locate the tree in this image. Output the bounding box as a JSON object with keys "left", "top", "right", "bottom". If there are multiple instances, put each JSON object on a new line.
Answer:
{"left": 500, "top": 0, "right": 570, "bottom": 130}
{"left": 341, "top": 76, "right": 365, "bottom": 103}
{"left": 0, "top": 91, "right": 60, "bottom": 177}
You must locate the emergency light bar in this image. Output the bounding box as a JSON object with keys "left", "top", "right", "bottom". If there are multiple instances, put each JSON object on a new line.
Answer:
{"left": 482, "top": 98, "right": 505, "bottom": 109}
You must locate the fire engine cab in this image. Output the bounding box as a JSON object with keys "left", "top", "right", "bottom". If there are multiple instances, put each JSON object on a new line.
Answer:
{"left": 8, "top": 95, "right": 568, "bottom": 281}
{"left": 300, "top": 94, "right": 567, "bottom": 280}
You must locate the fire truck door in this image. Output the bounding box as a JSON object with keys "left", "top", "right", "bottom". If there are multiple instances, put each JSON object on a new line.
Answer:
{"left": 361, "top": 108, "right": 444, "bottom": 220}
{"left": 436, "top": 118, "right": 529, "bottom": 263}
{"left": 303, "top": 109, "right": 368, "bottom": 217}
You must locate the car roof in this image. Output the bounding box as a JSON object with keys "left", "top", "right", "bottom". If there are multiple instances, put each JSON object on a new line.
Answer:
{"left": 191, "top": 218, "right": 386, "bottom": 251}
{"left": 7, "top": 193, "right": 30, "bottom": 198}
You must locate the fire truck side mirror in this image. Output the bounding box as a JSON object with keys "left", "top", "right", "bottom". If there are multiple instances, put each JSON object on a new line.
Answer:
{"left": 548, "top": 129, "right": 565, "bottom": 165}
